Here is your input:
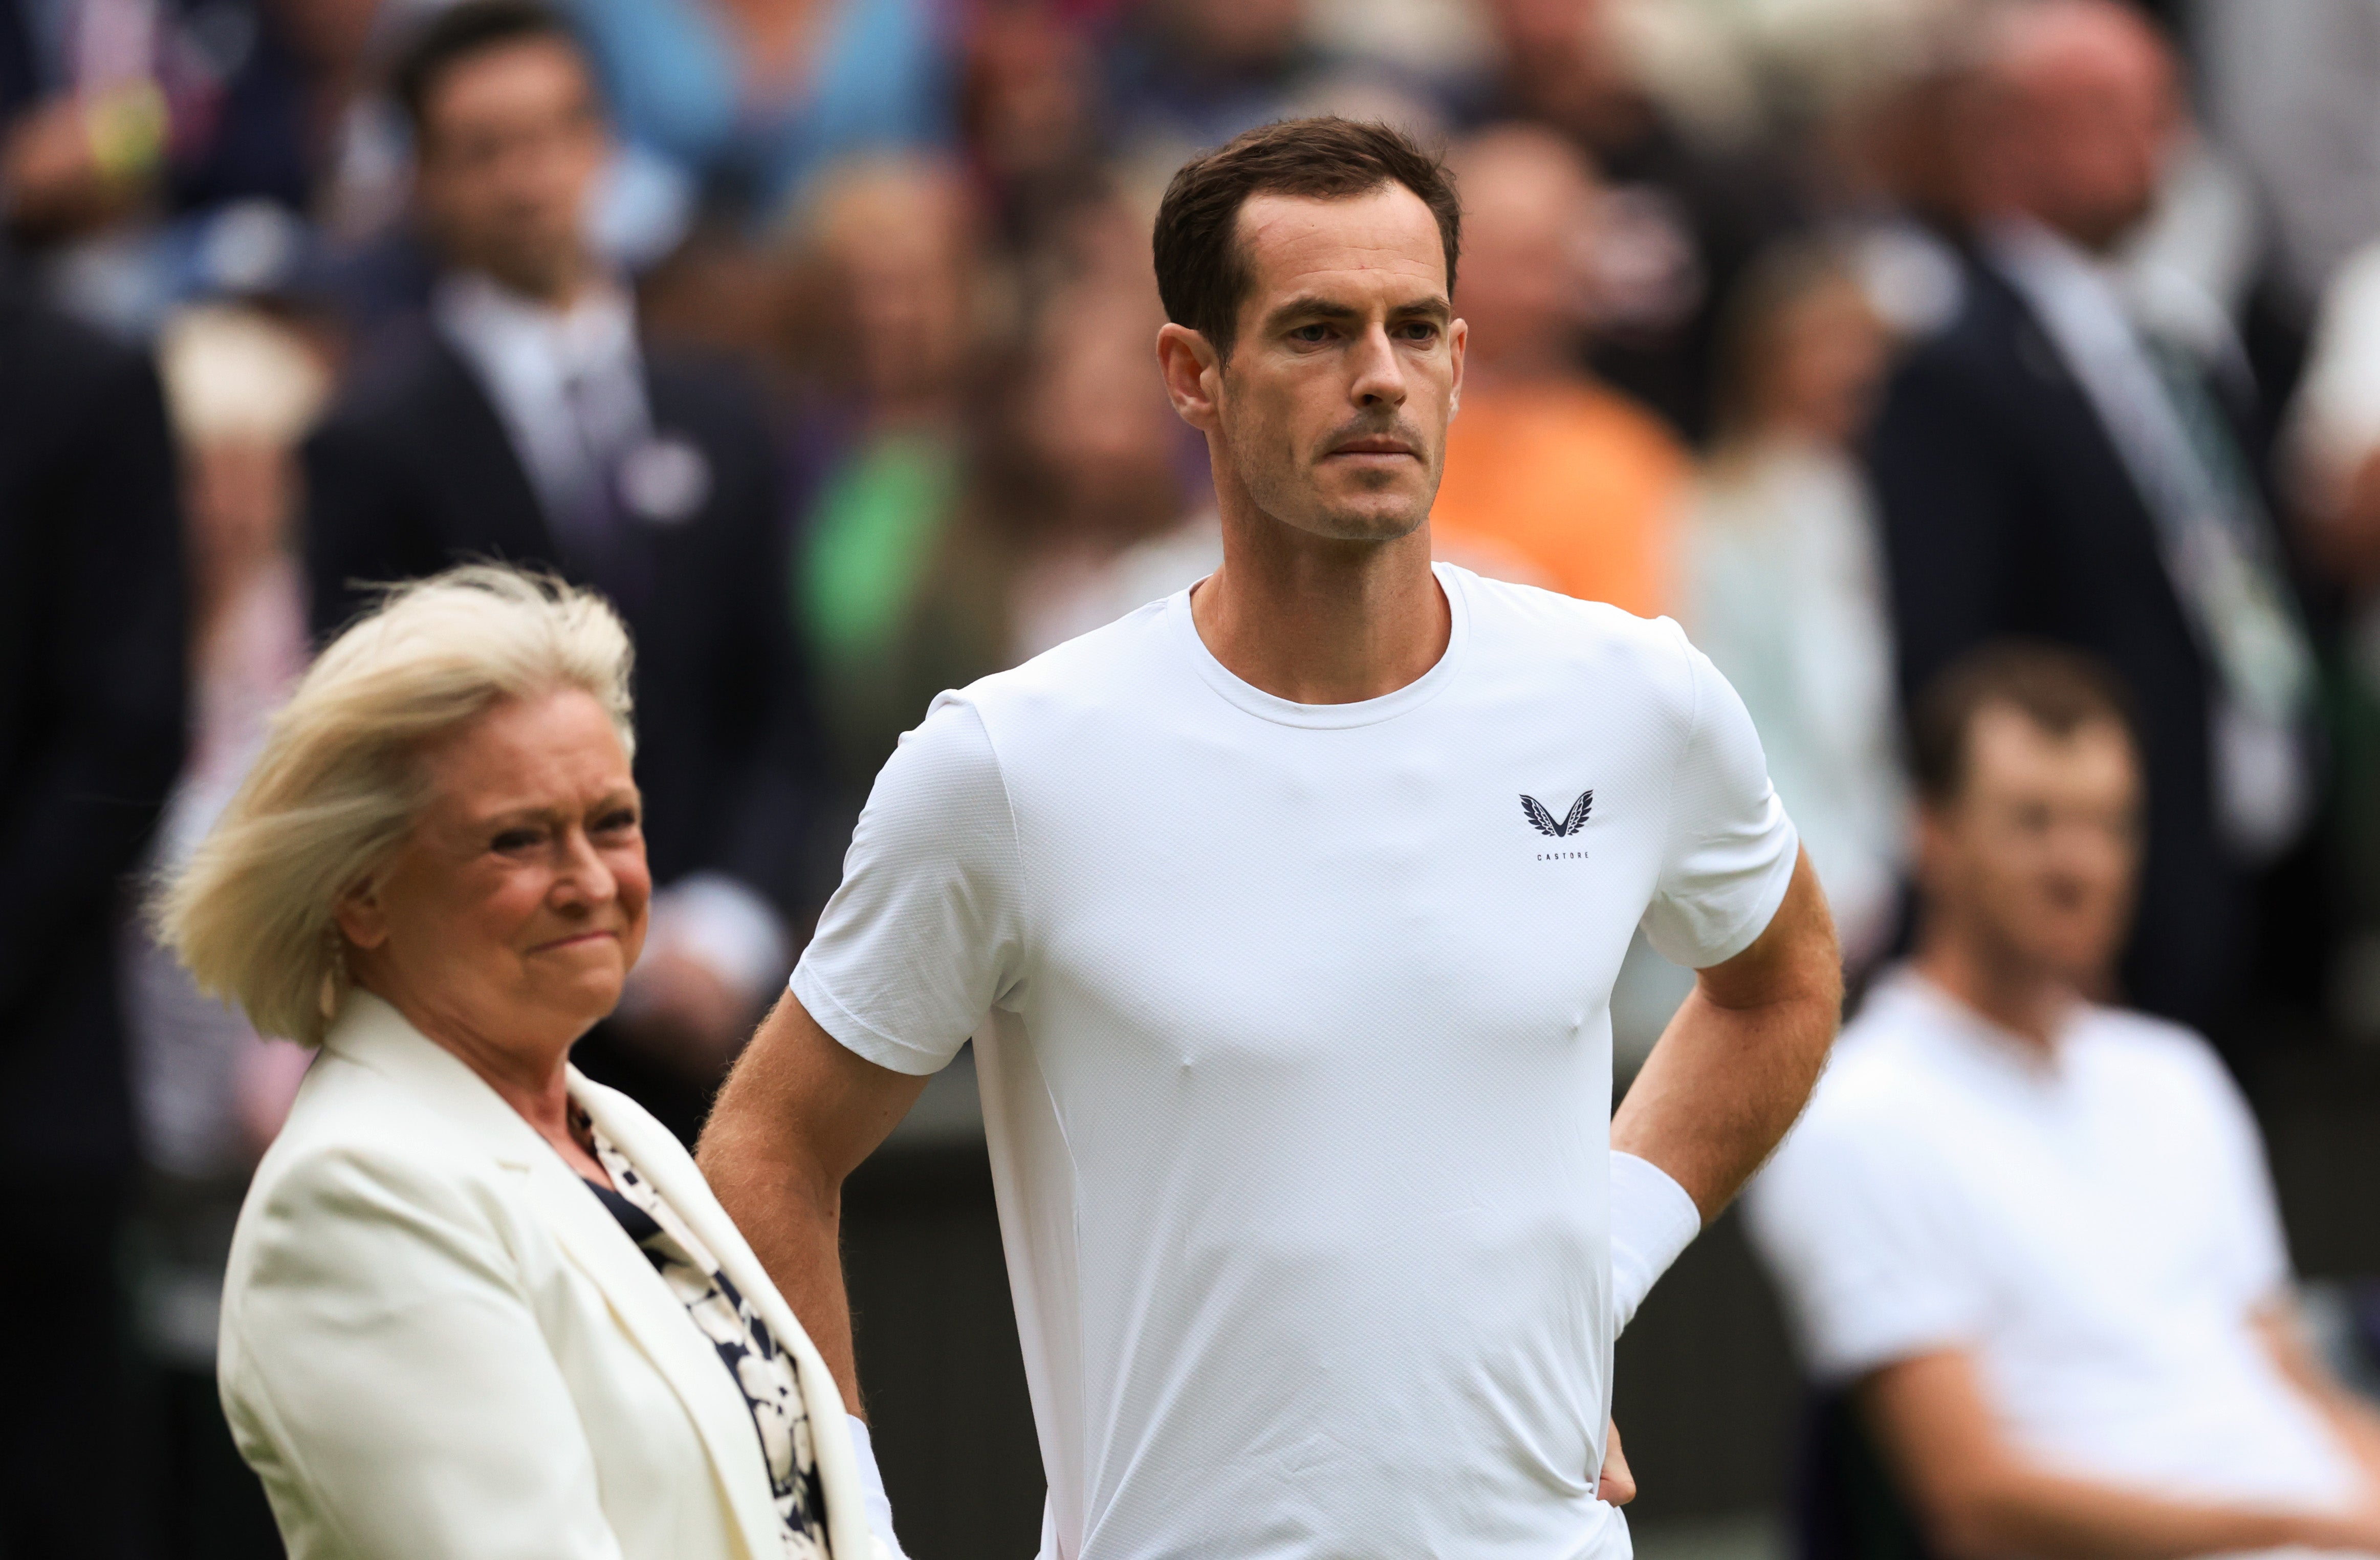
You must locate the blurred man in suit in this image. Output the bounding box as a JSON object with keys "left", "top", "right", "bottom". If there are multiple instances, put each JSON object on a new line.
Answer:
{"left": 305, "top": 0, "right": 816, "bottom": 1140}
{"left": 1866, "top": 0, "right": 2316, "bottom": 1034}
{"left": 0, "top": 258, "right": 187, "bottom": 1558}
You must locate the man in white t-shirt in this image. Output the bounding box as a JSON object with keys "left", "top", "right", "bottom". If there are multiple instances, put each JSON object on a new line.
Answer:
{"left": 701, "top": 117, "right": 1842, "bottom": 1560}
{"left": 1746, "top": 643, "right": 2380, "bottom": 1558}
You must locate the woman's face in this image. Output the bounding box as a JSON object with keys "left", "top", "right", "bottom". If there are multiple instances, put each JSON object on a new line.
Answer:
{"left": 338, "top": 688, "right": 649, "bottom": 1064}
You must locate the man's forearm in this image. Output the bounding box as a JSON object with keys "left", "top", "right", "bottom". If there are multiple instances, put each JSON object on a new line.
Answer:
{"left": 1612, "top": 852, "right": 1839, "bottom": 1217}
{"left": 699, "top": 1130, "right": 865, "bottom": 1410}
{"left": 1869, "top": 1349, "right": 2380, "bottom": 1560}
{"left": 1933, "top": 1463, "right": 2365, "bottom": 1560}
{"left": 696, "top": 994, "right": 929, "bottom": 1415}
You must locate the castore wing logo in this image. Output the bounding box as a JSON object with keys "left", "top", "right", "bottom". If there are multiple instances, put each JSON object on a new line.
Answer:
{"left": 1521, "top": 790, "right": 1593, "bottom": 838}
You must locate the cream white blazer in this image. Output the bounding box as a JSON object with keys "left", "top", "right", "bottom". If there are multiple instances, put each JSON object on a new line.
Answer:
{"left": 219, "top": 992, "right": 883, "bottom": 1560}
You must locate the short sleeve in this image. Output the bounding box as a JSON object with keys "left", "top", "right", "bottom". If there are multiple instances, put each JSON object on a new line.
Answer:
{"left": 1742, "top": 1103, "right": 1990, "bottom": 1381}
{"left": 1641, "top": 626, "right": 1800, "bottom": 968}
{"left": 791, "top": 695, "right": 1028, "bottom": 1075}
{"left": 2192, "top": 1045, "right": 2292, "bottom": 1309}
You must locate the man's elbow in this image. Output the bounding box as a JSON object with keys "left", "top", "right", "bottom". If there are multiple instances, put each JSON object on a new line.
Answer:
{"left": 1915, "top": 1484, "right": 2020, "bottom": 1560}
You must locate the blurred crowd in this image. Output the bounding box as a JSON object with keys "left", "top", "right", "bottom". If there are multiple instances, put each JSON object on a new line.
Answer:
{"left": 15, "top": 0, "right": 2380, "bottom": 1553}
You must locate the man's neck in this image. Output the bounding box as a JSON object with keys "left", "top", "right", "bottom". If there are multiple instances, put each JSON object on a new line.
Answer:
{"left": 469, "top": 255, "right": 603, "bottom": 316}
{"left": 1911, "top": 931, "right": 2080, "bottom": 1056}
{"left": 1191, "top": 495, "right": 1449, "bottom": 706}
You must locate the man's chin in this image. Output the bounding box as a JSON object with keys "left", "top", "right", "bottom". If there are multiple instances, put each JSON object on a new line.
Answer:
{"left": 1296, "top": 482, "right": 1435, "bottom": 543}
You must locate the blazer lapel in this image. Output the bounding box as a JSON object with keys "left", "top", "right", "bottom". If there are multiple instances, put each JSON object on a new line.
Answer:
{"left": 322, "top": 998, "right": 783, "bottom": 1560}
{"left": 574, "top": 1075, "right": 882, "bottom": 1560}
{"left": 516, "top": 1158, "right": 785, "bottom": 1560}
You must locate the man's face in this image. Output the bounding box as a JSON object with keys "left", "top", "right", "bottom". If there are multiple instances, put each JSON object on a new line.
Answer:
{"left": 1451, "top": 135, "right": 1595, "bottom": 377}
{"left": 1920, "top": 706, "right": 2143, "bottom": 990}
{"left": 1196, "top": 185, "right": 1465, "bottom": 543}
{"left": 414, "top": 36, "right": 607, "bottom": 297}
{"left": 1996, "top": 9, "right": 2180, "bottom": 251}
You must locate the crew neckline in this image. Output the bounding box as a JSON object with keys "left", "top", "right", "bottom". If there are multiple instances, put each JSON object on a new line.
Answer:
{"left": 1166, "top": 562, "right": 1471, "bottom": 729}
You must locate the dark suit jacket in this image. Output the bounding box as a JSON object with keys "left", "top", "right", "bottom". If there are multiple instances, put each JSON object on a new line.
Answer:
{"left": 1865, "top": 253, "right": 2264, "bottom": 1030}
{"left": 303, "top": 321, "right": 818, "bottom": 1134}
{"left": 0, "top": 279, "right": 188, "bottom": 1171}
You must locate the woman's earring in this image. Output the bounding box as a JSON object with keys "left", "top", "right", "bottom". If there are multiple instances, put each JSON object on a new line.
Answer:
{"left": 319, "top": 930, "right": 347, "bottom": 1023}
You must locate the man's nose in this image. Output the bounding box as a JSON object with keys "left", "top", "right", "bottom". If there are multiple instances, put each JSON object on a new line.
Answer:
{"left": 1348, "top": 323, "right": 1409, "bottom": 407}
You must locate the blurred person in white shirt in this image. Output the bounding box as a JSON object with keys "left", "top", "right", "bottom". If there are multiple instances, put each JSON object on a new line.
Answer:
{"left": 1746, "top": 641, "right": 2380, "bottom": 1560}
{"left": 1683, "top": 241, "right": 1906, "bottom": 973}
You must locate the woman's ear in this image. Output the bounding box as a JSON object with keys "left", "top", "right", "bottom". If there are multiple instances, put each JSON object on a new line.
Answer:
{"left": 333, "top": 876, "right": 390, "bottom": 950}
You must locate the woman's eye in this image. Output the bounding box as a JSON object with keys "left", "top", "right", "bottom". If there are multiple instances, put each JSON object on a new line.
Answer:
{"left": 595, "top": 809, "right": 640, "bottom": 834}
{"left": 492, "top": 828, "right": 542, "bottom": 852}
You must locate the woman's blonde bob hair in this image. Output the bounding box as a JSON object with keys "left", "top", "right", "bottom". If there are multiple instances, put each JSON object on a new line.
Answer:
{"left": 156, "top": 565, "right": 636, "bottom": 1046}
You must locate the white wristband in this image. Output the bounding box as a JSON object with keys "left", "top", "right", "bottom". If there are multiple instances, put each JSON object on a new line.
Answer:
{"left": 1609, "top": 1151, "right": 1701, "bottom": 1334}
{"left": 844, "top": 1414, "right": 906, "bottom": 1558}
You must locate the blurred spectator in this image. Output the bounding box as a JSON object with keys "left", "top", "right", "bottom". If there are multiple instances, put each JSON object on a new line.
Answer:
{"left": 2195, "top": 0, "right": 2380, "bottom": 330}
{"left": 1746, "top": 643, "right": 2380, "bottom": 1558}
{"left": 1099, "top": 0, "right": 1318, "bottom": 156}
{"left": 1431, "top": 122, "right": 1688, "bottom": 617}
{"left": 971, "top": 270, "right": 1192, "bottom": 658}
{"left": 0, "top": 0, "right": 314, "bottom": 232}
{"left": 0, "top": 254, "right": 187, "bottom": 1558}
{"left": 959, "top": 0, "right": 1103, "bottom": 243}
{"left": 1866, "top": 0, "right": 2316, "bottom": 1034}
{"left": 1460, "top": 0, "right": 1811, "bottom": 440}
{"left": 1683, "top": 241, "right": 1906, "bottom": 970}
{"left": 1, "top": 0, "right": 351, "bottom": 329}
{"left": 128, "top": 300, "right": 321, "bottom": 1559}
{"left": 2284, "top": 236, "right": 2380, "bottom": 1042}
{"left": 793, "top": 162, "right": 1196, "bottom": 794}
{"left": 566, "top": 0, "right": 949, "bottom": 232}
{"left": 784, "top": 154, "right": 981, "bottom": 795}
{"left": 302, "top": 0, "right": 818, "bottom": 1140}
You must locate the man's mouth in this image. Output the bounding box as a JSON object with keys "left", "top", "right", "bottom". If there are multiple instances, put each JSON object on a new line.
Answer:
{"left": 1327, "top": 437, "right": 1416, "bottom": 459}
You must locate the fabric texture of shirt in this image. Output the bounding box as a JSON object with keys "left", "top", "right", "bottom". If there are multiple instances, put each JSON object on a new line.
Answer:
{"left": 1744, "top": 969, "right": 2364, "bottom": 1513}
{"left": 1428, "top": 380, "right": 1690, "bottom": 620}
{"left": 793, "top": 565, "right": 1798, "bottom": 1560}
{"left": 585, "top": 1125, "right": 832, "bottom": 1557}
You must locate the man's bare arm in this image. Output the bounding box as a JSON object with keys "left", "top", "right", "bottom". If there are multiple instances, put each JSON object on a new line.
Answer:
{"left": 1611, "top": 848, "right": 1841, "bottom": 1219}
{"left": 697, "top": 992, "right": 931, "bottom": 1415}
{"left": 2257, "top": 1303, "right": 2380, "bottom": 1492}
{"left": 1864, "top": 1348, "right": 2380, "bottom": 1560}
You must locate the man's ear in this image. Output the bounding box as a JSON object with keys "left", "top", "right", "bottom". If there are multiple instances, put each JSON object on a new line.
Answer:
{"left": 333, "top": 875, "right": 391, "bottom": 951}
{"left": 1156, "top": 322, "right": 1223, "bottom": 432}
{"left": 1448, "top": 315, "right": 1468, "bottom": 421}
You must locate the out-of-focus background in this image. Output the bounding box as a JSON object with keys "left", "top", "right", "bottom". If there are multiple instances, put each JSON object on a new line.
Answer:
{"left": 8, "top": 0, "right": 2380, "bottom": 1555}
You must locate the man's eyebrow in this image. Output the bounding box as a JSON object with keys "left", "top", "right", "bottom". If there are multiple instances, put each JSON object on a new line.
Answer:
{"left": 1262, "top": 295, "right": 1364, "bottom": 328}
{"left": 1261, "top": 293, "right": 1454, "bottom": 329}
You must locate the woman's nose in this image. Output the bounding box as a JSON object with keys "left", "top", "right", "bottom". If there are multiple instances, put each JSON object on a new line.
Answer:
{"left": 555, "top": 827, "right": 617, "bottom": 907}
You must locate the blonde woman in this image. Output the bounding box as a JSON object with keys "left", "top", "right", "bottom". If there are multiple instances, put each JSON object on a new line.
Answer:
{"left": 158, "top": 567, "right": 899, "bottom": 1560}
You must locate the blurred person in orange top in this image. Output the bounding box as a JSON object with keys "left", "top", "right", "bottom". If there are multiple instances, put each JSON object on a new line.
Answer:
{"left": 1429, "top": 121, "right": 1690, "bottom": 618}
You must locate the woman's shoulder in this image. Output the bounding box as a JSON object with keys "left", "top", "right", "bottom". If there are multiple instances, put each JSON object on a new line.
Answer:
{"left": 231, "top": 1049, "right": 535, "bottom": 1281}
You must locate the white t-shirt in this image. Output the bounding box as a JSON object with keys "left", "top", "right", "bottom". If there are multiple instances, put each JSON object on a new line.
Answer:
{"left": 794, "top": 565, "right": 1800, "bottom": 1560}
{"left": 1744, "top": 970, "right": 2365, "bottom": 1514}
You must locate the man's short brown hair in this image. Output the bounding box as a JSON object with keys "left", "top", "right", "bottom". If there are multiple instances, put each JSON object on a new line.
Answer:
{"left": 390, "top": 0, "right": 586, "bottom": 139}
{"left": 1910, "top": 641, "right": 2138, "bottom": 803}
{"left": 1152, "top": 117, "right": 1461, "bottom": 361}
